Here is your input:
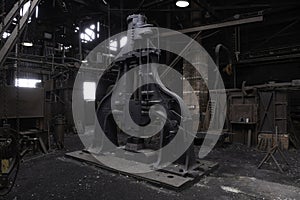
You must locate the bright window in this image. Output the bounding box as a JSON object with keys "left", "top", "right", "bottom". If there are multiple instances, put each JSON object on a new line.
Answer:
{"left": 2, "top": 32, "right": 10, "bottom": 39}
{"left": 81, "top": 25, "right": 96, "bottom": 43}
{"left": 15, "top": 78, "right": 41, "bottom": 88}
{"left": 20, "top": 1, "right": 39, "bottom": 18}
{"left": 120, "top": 36, "right": 128, "bottom": 48}
{"left": 109, "top": 39, "right": 117, "bottom": 51}
{"left": 20, "top": 1, "right": 31, "bottom": 16}
{"left": 83, "top": 82, "right": 96, "bottom": 101}
{"left": 109, "top": 36, "right": 127, "bottom": 51}
{"left": 90, "top": 24, "right": 95, "bottom": 30}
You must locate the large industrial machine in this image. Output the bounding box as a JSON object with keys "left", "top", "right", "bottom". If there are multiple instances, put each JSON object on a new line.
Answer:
{"left": 96, "top": 14, "right": 199, "bottom": 173}
{"left": 68, "top": 14, "right": 218, "bottom": 189}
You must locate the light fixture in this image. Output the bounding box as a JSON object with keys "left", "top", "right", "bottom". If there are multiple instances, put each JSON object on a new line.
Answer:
{"left": 176, "top": 0, "right": 189, "bottom": 8}
{"left": 21, "top": 42, "right": 33, "bottom": 47}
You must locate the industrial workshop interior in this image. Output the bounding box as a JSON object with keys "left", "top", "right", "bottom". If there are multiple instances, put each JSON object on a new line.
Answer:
{"left": 0, "top": 0, "right": 300, "bottom": 199}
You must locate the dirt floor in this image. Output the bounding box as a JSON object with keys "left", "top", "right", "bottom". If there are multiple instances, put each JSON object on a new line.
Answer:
{"left": 2, "top": 134, "right": 300, "bottom": 200}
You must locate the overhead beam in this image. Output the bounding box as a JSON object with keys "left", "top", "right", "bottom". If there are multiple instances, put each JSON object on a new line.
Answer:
{"left": 213, "top": 4, "right": 270, "bottom": 10}
{"left": 0, "top": 0, "right": 41, "bottom": 66}
{"left": 0, "top": 0, "right": 27, "bottom": 35}
{"left": 72, "top": 0, "right": 89, "bottom": 6}
{"left": 6, "top": 56, "right": 70, "bottom": 68}
{"left": 161, "top": 15, "right": 263, "bottom": 37}
{"left": 180, "top": 15, "right": 263, "bottom": 34}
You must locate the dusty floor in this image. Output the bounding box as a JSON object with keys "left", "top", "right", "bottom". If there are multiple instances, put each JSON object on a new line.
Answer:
{"left": 2, "top": 134, "right": 300, "bottom": 200}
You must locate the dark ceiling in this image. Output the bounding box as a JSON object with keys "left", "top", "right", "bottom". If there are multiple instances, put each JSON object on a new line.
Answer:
{"left": 1, "top": 0, "right": 299, "bottom": 87}
{"left": 4, "top": 0, "right": 297, "bottom": 47}
{"left": 3, "top": 0, "right": 300, "bottom": 69}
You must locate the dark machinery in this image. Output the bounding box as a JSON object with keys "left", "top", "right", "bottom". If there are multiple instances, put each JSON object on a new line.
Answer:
{"left": 0, "top": 124, "right": 43, "bottom": 195}
{"left": 68, "top": 14, "right": 218, "bottom": 189}
{"left": 0, "top": 86, "right": 47, "bottom": 195}
{"left": 95, "top": 14, "right": 195, "bottom": 169}
{"left": 0, "top": 125, "right": 19, "bottom": 195}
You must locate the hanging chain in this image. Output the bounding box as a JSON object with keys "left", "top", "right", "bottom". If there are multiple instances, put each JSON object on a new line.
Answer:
{"left": 3, "top": 69, "right": 8, "bottom": 124}
{"left": 16, "top": 46, "right": 20, "bottom": 134}
{"left": 1, "top": 67, "right": 8, "bottom": 124}
{"left": 15, "top": 0, "right": 22, "bottom": 134}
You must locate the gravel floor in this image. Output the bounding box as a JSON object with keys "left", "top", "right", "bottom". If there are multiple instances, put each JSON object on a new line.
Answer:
{"left": 2, "top": 134, "right": 300, "bottom": 200}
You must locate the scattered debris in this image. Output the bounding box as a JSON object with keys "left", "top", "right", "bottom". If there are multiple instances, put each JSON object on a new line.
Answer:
{"left": 221, "top": 186, "right": 243, "bottom": 194}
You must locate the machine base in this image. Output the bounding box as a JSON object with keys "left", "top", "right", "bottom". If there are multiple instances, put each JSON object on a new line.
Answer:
{"left": 66, "top": 151, "right": 218, "bottom": 190}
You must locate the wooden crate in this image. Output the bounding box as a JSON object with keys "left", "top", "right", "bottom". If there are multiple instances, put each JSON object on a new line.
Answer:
{"left": 257, "top": 133, "right": 289, "bottom": 150}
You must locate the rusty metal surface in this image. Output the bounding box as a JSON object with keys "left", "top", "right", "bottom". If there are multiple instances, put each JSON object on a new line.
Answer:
{"left": 230, "top": 104, "right": 258, "bottom": 123}
{"left": 258, "top": 90, "right": 288, "bottom": 134}
{"left": 226, "top": 86, "right": 297, "bottom": 147}
{"left": 0, "top": 86, "right": 44, "bottom": 119}
{"left": 66, "top": 151, "right": 195, "bottom": 189}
